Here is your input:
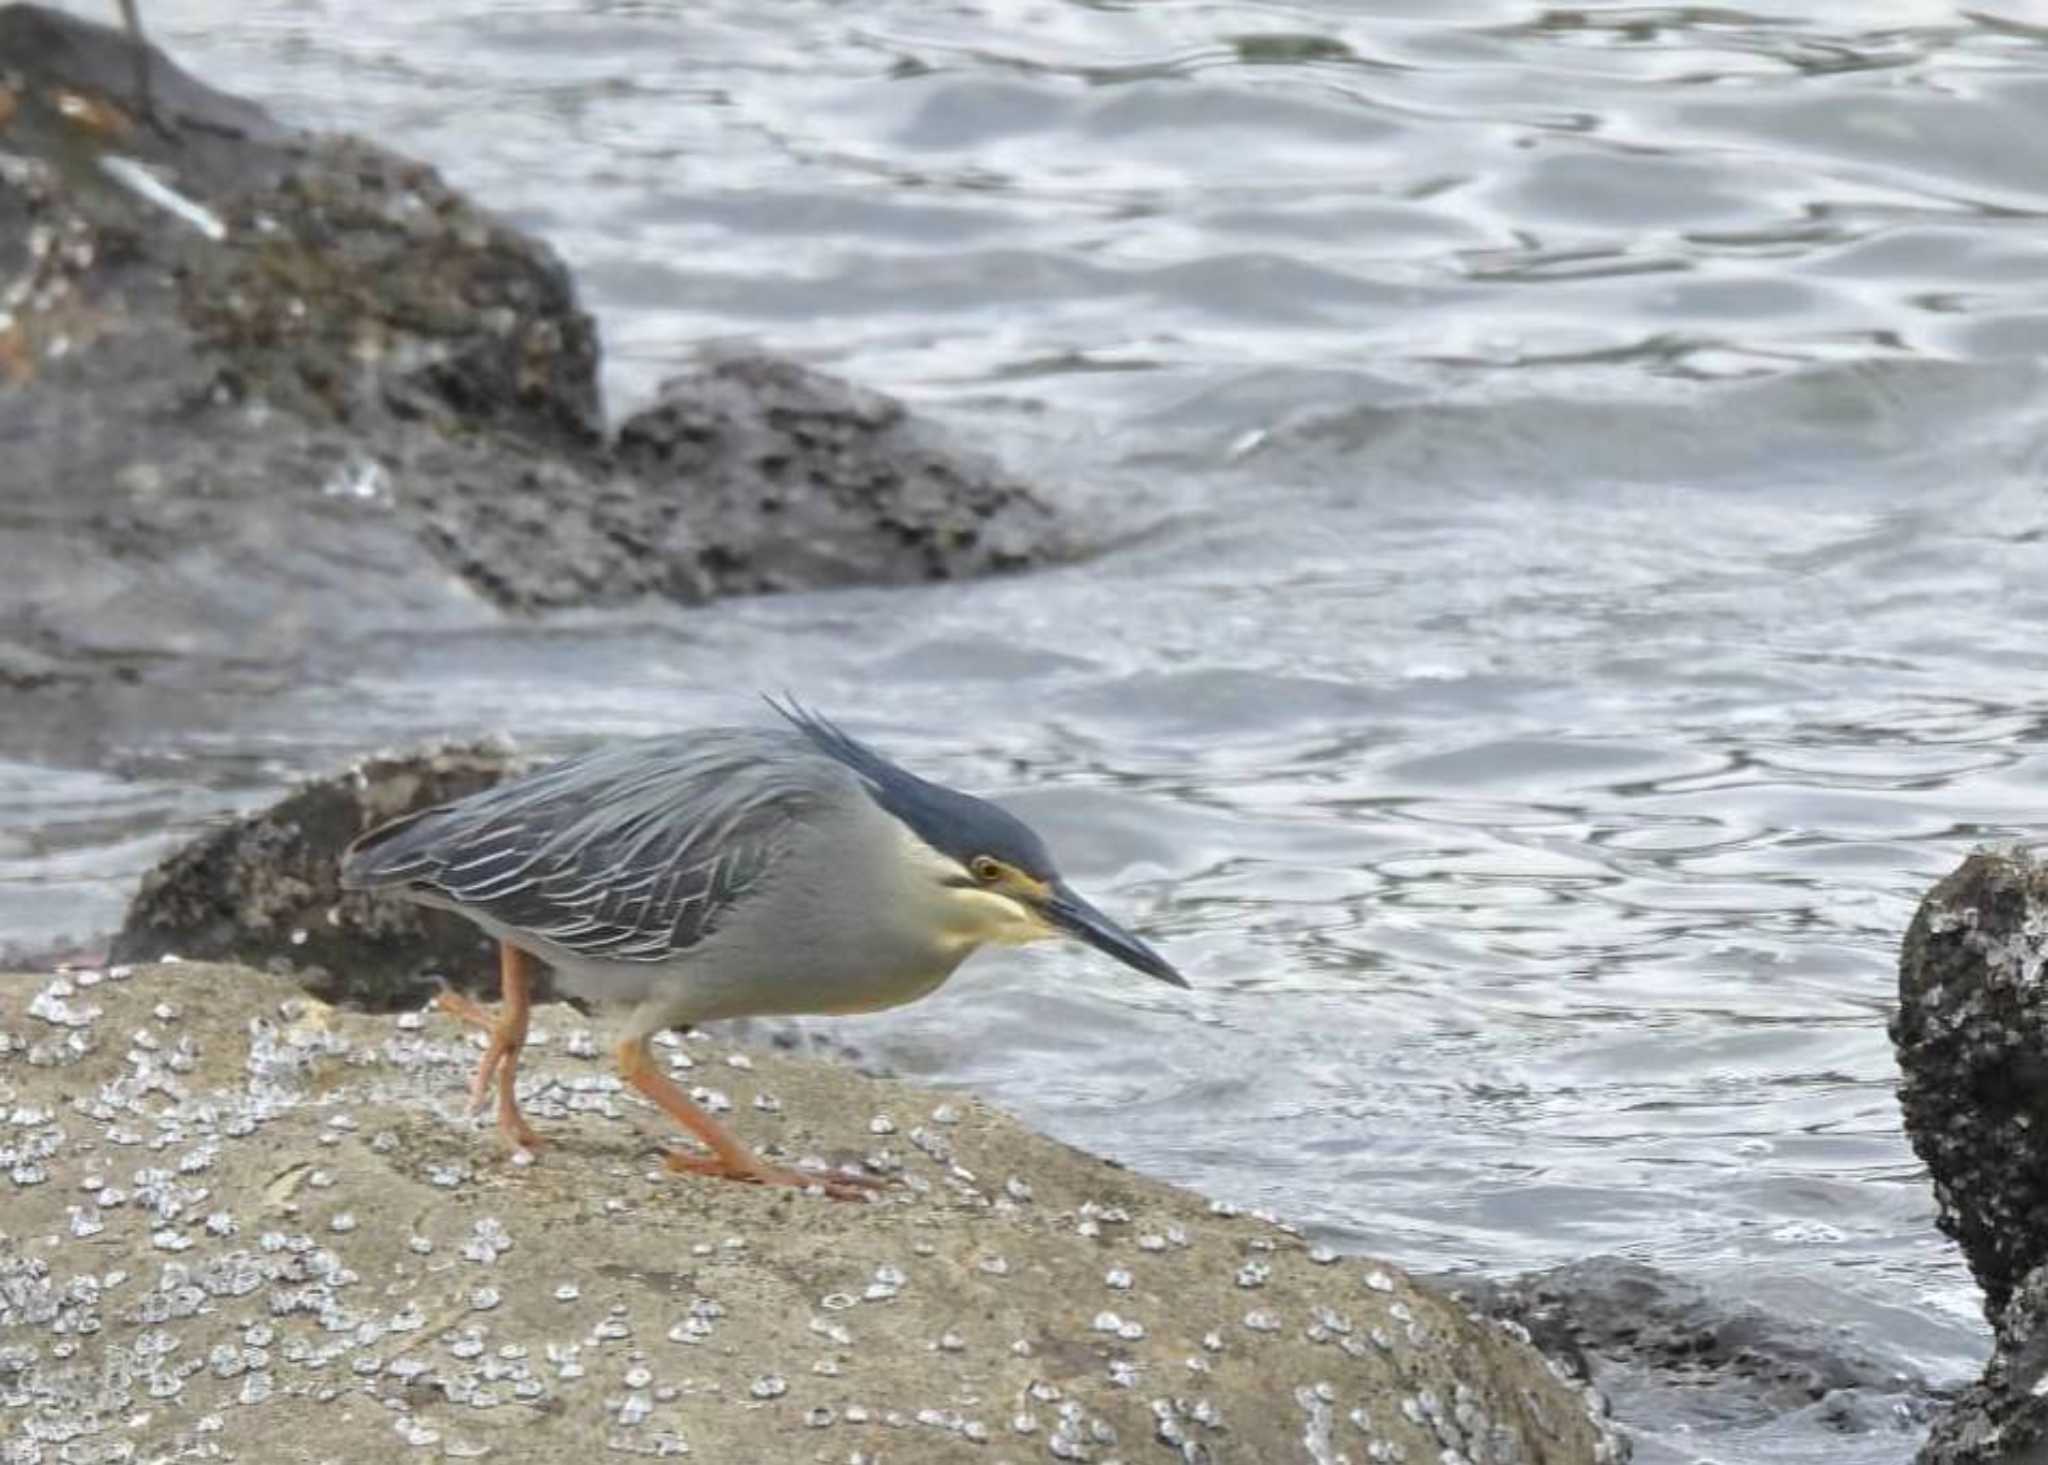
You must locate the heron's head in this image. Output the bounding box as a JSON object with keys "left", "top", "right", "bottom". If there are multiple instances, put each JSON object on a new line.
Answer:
{"left": 773, "top": 700, "right": 1188, "bottom": 989}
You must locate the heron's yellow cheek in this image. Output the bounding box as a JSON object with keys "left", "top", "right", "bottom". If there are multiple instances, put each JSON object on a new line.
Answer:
{"left": 996, "top": 896, "right": 1062, "bottom": 948}
{"left": 941, "top": 888, "right": 1056, "bottom": 949}
{"left": 990, "top": 915, "right": 1058, "bottom": 948}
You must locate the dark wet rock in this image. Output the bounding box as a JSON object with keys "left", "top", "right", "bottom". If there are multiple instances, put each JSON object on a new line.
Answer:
{"left": 0, "top": 958, "right": 1617, "bottom": 1465}
{"left": 0, "top": 5, "right": 613, "bottom": 763}
{"left": 1, "top": 6, "right": 601, "bottom": 453}
{"left": 1891, "top": 848, "right": 2048, "bottom": 1463}
{"left": 110, "top": 742, "right": 527, "bottom": 1009}
{"left": 1454, "top": 1257, "right": 1933, "bottom": 1451}
{"left": 172, "top": 135, "right": 603, "bottom": 451}
{"left": 1919, "top": 1260, "right": 2048, "bottom": 1464}
{"left": 616, "top": 351, "right": 1071, "bottom": 596}
{"left": 0, "top": 5, "right": 1076, "bottom": 769}
{"left": 1892, "top": 849, "right": 2048, "bottom": 1323}
{"left": 396, "top": 443, "right": 719, "bottom": 611}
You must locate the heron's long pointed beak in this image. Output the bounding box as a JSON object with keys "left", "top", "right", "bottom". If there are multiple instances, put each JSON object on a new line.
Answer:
{"left": 1042, "top": 882, "right": 1188, "bottom": 989}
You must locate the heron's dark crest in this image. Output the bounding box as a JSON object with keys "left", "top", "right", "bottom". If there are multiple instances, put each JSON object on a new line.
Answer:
{"left": 767, "top": 697, "right": 1055, "bottom": 880}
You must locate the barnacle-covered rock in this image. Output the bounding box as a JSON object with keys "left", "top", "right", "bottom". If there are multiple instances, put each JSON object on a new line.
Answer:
{"left": 110, "top": 743, "right": 525, "bottom": 1009}
{"left": 0, "top": 959, "right": 1619, "bottom": 1464}
{"left": 1891, "top": 849, "right": 2048, "bottom": 1321}
{"left": 1893, "top": 849, "right": 2048, "bottom": 1463}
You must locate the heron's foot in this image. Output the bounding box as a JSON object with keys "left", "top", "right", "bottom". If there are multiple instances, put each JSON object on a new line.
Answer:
{"left": 494, "top": 1095, "right": 544, "bottom": 1155}
{"left": 465, "top": 1038, "right": 544, "bottom": 1154}
{"left": 462, "top": 1032, "right": 540, "bottom": 1155}
{"left": 434, "top": 986, "right": 495, "bottom": 1032}
{"left": 434, "top": 981, "right": 540, "bottom": 1152}
{"left": 661, "top": 1147, "right": 881, "bottom": 1201}
{"left": 434, "top": 990, "right": 515, "bottom": 1103}
{"left": 463, "top": 1033, "right": 545, "bottom": 1153}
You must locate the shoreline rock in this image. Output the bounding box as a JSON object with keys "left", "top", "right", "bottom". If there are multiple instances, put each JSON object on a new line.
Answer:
{"left": 0, "top": 3, "right": 1075, "bottom": 771}
{"left": 0, "top": 960, "right": 1618, "bottom": 1463}
{"left": 1893, "top": 848, "right": 2048, "bottom": 1463}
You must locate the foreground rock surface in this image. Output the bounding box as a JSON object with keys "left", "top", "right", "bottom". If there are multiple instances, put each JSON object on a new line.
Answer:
{"left": 1893, "top": 848, "right": 2048, "bottom": 1464}
{"left": 0, "top": 962, "right": 1613, "bottom": 1463}
{"left": 0, "top": 4, "right": 1069, "bottom": 769}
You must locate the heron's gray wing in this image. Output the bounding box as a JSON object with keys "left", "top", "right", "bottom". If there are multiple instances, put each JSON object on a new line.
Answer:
{"left": 342, "top": 730, "right": 832, "bottom": 962}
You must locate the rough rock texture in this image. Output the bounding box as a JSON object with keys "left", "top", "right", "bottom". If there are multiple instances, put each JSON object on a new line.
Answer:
{"left": 0, "top": 4, "right": 1072, "bottom": 768}
{"left": 109, "top": 743, "right": 528, "bottom": 1011}
{"left": 0, "top": 961, "right": 1618, "bottom": 1464}
{"left": 616, "top": 352, "right": 1070, "bottom": 596}
{"left": 1919, "top": 1259, "right": 2048, "bottom": 1465}
{"left": 171, "top": 141, "right": 602, "bottom": 451}
{"left": 1454, "top": 1258, "right": 1932, "bottom": 1451}
{"left": 1892, "top": 848, "right": 2048, "bottom": 1463}
{"left": 1891, "top": 849, "right": 2048, "bottom": 1322}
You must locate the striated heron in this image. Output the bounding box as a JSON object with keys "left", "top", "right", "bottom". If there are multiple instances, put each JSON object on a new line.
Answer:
{"left": 340, "top": 700, "right": 1186, "bottom": 1199}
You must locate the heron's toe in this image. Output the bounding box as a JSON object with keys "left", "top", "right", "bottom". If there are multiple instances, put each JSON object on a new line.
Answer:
{"left": 498, "top": 1112, "right": 545, "bottom": 1154}
{"left": 434, "top": 987, "right": 495, "bottom": 1031}
{"left": 662, "top": 1149, "right": 880, "bottom": 1201}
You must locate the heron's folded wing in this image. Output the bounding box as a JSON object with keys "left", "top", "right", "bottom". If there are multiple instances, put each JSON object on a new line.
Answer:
{"left": 345, "top": 732, "right": 828, "bottom": 963}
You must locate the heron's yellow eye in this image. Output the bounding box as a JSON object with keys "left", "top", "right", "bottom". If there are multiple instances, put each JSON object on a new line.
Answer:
{"left": 970, "top": 856, "right": 1004, "bottom": 884}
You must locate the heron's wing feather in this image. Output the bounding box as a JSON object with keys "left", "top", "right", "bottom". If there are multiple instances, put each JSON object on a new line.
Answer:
{"left": 342, "top": 730, "right": 833, "bottom": 962}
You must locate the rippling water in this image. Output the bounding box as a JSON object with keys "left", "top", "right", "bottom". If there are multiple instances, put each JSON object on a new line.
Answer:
{"left": 20, "top": 1, "right": 2048, "bottom": 1457}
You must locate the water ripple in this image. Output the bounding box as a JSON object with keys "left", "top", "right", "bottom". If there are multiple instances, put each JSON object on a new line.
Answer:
{"left": 23, "top": 2, "right": 2048, "bottom": 1457}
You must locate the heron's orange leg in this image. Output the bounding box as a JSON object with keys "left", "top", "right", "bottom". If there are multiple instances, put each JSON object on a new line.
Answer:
{"left": 614, "top": 1036, "right": 878, "bottom": 1201}
{"left": 435, "top": 945, "right": 542, "bottom": 1152}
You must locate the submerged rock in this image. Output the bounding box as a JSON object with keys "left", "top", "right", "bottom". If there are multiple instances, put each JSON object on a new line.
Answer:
{"left": 0, "top": 4, "right": 1076, "bottom": 769}
{"left": 1893, "top": 848, "right": 2048, "bottom": 1463}
{"left": 0, "top": 960, "right": 1619, "bottom": 1464}
{"left": 1455, "top": 1257, "right": 1932, "bottom": 1453}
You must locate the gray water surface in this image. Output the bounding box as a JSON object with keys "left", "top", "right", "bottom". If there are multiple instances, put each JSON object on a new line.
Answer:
{"left": 21, "top": 2, "right": 2048, "bottom": 1458}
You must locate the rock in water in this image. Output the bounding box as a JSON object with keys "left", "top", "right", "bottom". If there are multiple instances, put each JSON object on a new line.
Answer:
{"left": 1455, "top": 1256, "right": 1931, "bottom": 1440}
{"left": 1919, "top": 1261, "right": 2048, "bottom": 1465}
{"left": 614, "top": 350, "right": 1071, "bottom": 596}
{"left": 1893, "top": 848, "right": 2048, "bottom": 1463}
{"left": 1892, "top": 849, "right": 2048, "bottom": 1319}
{"left": 0, "top": 7, "right": 1081, "bottom": 771}
{"left": 109, "top": 743, "right": 525, "bottom": 1009}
